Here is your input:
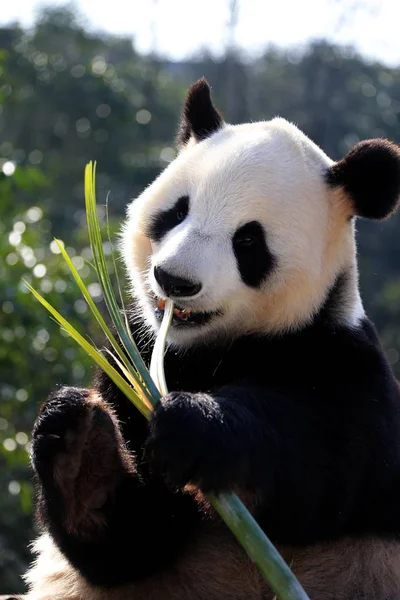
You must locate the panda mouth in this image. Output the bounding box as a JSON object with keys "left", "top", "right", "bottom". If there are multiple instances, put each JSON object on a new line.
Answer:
{"left": 154, "top": 298, "right": 217, "bottom": 326}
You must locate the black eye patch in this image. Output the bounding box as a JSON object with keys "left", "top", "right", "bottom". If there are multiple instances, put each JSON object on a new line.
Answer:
{"left": 147, "top": 196, "right": 190, "bottom": 242}
{"left": 232, "top": 221, "right": 275, "bottom": 288}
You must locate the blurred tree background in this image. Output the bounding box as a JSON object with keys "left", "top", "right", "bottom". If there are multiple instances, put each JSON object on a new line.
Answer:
{"left": 1, "top": 2, "right": 400, "bottom": 594}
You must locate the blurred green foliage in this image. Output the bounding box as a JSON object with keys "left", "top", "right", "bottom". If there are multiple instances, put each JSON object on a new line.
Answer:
{"left": 0, "top": 3, "right": 400, "bottom": 594}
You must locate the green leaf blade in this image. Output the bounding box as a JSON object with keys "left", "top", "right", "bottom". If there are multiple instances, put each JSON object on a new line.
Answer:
{"left": 84, "top": 161, "right": 160, "bottom": 404}
{"left": 54, "top": 238, "right": 147, "bottom": 395}
{"left": 24, "top": 280, "right": 151, "bottom": 421}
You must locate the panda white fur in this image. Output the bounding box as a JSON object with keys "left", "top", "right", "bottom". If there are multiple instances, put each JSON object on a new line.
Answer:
{"left": 24, "top": 78, "right": 400, "bottom": 600}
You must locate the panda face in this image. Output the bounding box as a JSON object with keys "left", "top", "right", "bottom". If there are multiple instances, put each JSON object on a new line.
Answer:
{"left": 121, "top": 116, "right": 360, "bottom": 348}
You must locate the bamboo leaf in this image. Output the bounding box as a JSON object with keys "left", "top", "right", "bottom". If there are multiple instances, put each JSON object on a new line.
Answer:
{"left": 103, "top": 347, "right": 154, "bottom": 413}
{"left": 24, "top": 280, "right": 151, "bottom": 420}
{"left": 54, "top": 239, "right": 142, "bottom": 382}
{"left": 104, "top": 196, "right": 142, "bottom": 372}
{"left": 84, "top": 162, "right": 160, "bottom": 405}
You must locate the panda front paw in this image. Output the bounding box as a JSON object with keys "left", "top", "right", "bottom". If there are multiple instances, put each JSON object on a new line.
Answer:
{"left": 31, "top": 386, "right": 132, "bottom": 528}
{"left": 145, "top": 391, "right": 240, "bottom": 493}
{"left": 31, "top": 386, "right": 93, "bottom": 488}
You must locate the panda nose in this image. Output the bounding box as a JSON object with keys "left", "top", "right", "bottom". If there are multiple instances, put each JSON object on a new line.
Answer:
{"left": 154, "top": 266, "right": 202, "bottom": 298}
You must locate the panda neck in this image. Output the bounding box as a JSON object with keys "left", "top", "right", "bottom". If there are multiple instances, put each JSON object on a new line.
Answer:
{"left": 125, "top": 271, "right": 373, "bottom": 395}
{"left": 315, "top": 265, "right": 365, "bottom": 330}
{"left": 156, "top": 293, "right": 376, "bottom": 396}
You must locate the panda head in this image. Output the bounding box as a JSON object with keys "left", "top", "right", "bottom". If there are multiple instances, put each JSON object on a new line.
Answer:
{"left": 120, "top": 78, "right": 400, "bottom": 348}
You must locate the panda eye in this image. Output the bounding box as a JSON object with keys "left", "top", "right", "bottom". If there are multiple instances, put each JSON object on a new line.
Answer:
{"left": 173, "top": 195, "right": 189, "bottom": 225}
{"left": 148, "top": 195, "right": 190, "bottom": 242}
{"left": 235, "top": 235, "right": 256, "bottom": 247}
{"left": 233, "top": 221, "right": 265, "bottom": 252}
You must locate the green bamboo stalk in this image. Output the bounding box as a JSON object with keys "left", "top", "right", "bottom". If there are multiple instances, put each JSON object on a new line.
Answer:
{"left": 151, "top": 300, "right": 309, "bottom": 600}
{"left": 27, "top": 160, "right": 310, "bottom": 600}
{"left": 82, "top": 161, "right": 308, "bottom": 600}
{"left": 209, "top": 492, "right": 308, "bottom": 600}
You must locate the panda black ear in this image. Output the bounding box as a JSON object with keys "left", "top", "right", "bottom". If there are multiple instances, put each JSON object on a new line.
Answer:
{"left": 326, "top": 139, "right": 400, "bottom": 220}
{"left": 175, "top": 77, "right": 224, "bottom": 148}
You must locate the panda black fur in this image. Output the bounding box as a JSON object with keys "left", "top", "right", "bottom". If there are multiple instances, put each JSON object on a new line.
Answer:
{"left": 24, "top": 78, "right": 400, "bottom": 600}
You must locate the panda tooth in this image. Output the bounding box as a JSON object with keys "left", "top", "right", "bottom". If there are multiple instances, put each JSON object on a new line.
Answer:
{"left": 173, "top": 306, "right": 194, "bottom": 320}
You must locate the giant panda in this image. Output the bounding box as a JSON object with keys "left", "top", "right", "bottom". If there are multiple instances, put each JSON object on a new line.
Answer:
{"left": 23, "top": 78, "right": 400, "bottom": 600}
